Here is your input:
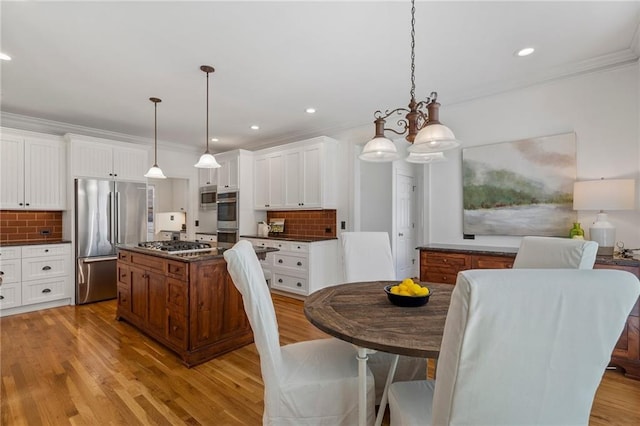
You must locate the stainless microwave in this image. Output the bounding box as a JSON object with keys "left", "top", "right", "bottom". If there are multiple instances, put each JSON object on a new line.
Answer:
{"left": 199, "top": 185, "right": 217, "bottom": 210}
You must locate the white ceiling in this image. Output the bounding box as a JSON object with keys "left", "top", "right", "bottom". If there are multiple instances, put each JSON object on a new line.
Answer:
{"left": 1, "top": 1, "right": 639, "bottom": 153}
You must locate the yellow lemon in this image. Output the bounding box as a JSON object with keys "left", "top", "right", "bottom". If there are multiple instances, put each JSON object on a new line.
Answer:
{"left": 401, "top": 278, "right": 414, "bottom": 287}
{"left": 416, "top": 287, "right": 429, "bottom": 297}
{"left": 398, "top": 290, "right": 411, "bottom": 296}
{"left": 390, "top": 286, "right": 401, "bottom": 295}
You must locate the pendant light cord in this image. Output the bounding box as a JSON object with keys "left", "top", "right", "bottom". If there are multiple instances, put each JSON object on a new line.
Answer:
{"left": 205, "top": 69, "right": 210, "bottom": 154}
{"left": 154, "top": 101, "right": 158, "bottom": 165}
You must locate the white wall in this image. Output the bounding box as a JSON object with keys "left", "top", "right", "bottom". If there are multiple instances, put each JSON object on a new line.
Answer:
{"left": 427, "top": 63, "right": 640, "bottom": 248}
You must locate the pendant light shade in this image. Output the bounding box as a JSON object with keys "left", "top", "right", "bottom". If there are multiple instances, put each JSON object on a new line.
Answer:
{"left": 405, "top": 151, "right": 446, "bottom": 164}
{"left": 195, "top": 65, "right": 221, "bottom": 169}
{"left": 144, "top": 97, "right": 166, "bottom": 179}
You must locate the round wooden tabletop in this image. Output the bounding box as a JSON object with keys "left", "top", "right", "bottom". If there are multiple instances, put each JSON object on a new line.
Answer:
{"left": 303, "top": 281, "right": 453, "bottom": 358}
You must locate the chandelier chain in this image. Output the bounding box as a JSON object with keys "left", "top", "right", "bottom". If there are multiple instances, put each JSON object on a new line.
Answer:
{"left": 410, "top": 0, "right": 416, "bottom": 102}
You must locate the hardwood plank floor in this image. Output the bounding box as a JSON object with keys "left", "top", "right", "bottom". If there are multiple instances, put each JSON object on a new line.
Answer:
{"left": 2, "top": 294, "right": 639, "bottom": 425}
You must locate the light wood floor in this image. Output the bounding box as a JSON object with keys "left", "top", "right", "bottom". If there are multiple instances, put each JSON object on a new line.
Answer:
{"left": 2, "top": 295, "right": 639, "bottom": 425}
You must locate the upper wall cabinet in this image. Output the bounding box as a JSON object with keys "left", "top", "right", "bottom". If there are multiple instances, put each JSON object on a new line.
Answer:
{"left": 216, "top": 152, "right": 240, "bottom": 193}
{"left": 67, "top": 134, "right": 149, "bottom": 182}
{"left": 0, "top": 130, "right": 66, "bottom": 210}
{"left": 198, "top": 167, "right": 217, "bottom": 187}
{"left": 254, "top": 136, "right": 337, "bottom": 210}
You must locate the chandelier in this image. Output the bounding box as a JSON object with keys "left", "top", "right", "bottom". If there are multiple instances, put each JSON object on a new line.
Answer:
{"left": 195, "top": 65, "right": 222, "bottom": 168}
{"left": 360, "top": 0, "right": 459, "bottom": 163}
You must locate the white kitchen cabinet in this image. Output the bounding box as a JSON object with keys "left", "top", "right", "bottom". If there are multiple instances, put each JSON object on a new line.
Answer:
{"left": 195, "top": 233, "right": 217, "bottom": 242}
{"left": 241, "top": 237, "right": 339, "bottom": 297}
{"left": 198, "top": 167, "right": 218, "bottom": 187}
{"left": 68, "top": 134, "right": 148, "bottom": 182}
{"left": 254, "top": 153, "right": 284, "bottom": 209}
{"left": 0, "top": 243, "right": 72, "bottom": 316}
{"left": 217, "top": 154, "right": 239, "bottom": 192}
{"left": 253, "top": 136, "right": 337, "bottom": 211}
{"left": 0, "top": 131, "right": 66, "bottom": 210}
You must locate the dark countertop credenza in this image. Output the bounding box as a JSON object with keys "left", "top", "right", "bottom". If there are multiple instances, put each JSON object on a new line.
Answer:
{"left": 418, "top": 245, "right": 640, "bottom": 380}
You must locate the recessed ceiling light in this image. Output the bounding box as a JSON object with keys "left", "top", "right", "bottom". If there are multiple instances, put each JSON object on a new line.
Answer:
{"left": 0, "top": 52, "right": 11, "bottom": 61}
{"left": 306, "top": 108, "right": 316, "bottom": 114}
{"left": 251, "top": 125, "right": 260, "bottom": 130}
{"left": 516, "top": 47, "right": 535, "bottom": 57}
{"left": 210, "top": 138, "right": 219, "bottom": 142}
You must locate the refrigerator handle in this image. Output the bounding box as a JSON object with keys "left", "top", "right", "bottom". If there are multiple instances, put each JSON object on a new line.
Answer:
{"left": 116, "top": 191, "right": 121, "bottom": 244}
{"left": 107, "top": 192, "right": 114, "bottom": 244}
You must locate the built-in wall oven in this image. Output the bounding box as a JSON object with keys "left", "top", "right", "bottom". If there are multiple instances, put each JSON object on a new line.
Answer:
{"left": 217, "top": 191, "right": 238, "bottom": 243}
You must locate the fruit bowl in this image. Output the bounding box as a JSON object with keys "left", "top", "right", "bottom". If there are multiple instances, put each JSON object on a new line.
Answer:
{"left": 384, "top": 284, "right": 431, "bottom": 307}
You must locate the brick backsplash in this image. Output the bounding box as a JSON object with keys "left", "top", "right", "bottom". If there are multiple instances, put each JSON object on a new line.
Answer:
{"left": 266, "top": 210, "right": 337, "bottom": 238}
{"left": 0, "top": 210, "right": 63, "bottom": 243}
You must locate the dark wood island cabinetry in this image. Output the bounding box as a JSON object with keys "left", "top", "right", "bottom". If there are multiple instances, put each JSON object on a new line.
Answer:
{"left": 116, "top": 247, "right": 254, "bottom": 367}
{"left": 419, "top": 245, "right": 640, "bottom": 380}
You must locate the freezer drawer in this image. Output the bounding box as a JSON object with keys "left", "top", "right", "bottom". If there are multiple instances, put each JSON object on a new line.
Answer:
{"left": 77, "top": 256, "right": 117, "bottom": 304}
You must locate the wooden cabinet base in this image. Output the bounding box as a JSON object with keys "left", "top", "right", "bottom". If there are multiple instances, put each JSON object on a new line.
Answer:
{"left": 116, "top": 249, "right": 253, "bottom": 367}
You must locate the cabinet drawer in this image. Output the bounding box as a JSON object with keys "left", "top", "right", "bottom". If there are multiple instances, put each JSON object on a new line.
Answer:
{"left": 129, "top": 252, "right": 164, "bottom": 272}
{"left": 272, "top": 273, "right": 308, "bottom": 294}
{"left": 423, "top": 271, "right": 459, "bottom": 285}
{"left": 472, "top": 254, "right": 514, "bottom": 269}
{"left": 196, "top": 234, "right": 217, "bottom": 242}
{"left": 117, "top": 264, "right": 130, "bottom": 285}
{"left": 272, "top": 253, "right": 307, "bottom": 271}
{"left": 22, "top": 244, "right": 70, "bottom": 258}
{"left": 0, "top": 283, "right": 22, "bottom": 309}
{"left": 22, "top": 277, "right": 66, "bottom": 305}
{"left": 167, "top": 260, "right": 188, "bottom": 280}
{"left": 22, "top": 255, "right": 69, "bottom": 281}
{"left": 0, "top": 246, "right": 21, "bottom": 260}
{"left": 0, "top": 258, "right": 21, "bottom": 283}
{"left": 271, "top": 241, "right": 291, "bottom": 251}
{"left": 289, "top": 242, "right": 309, "bottom": 253}
{"left": 422, "top": 252, "right": 470, "bottom": 273}
{"left": 167, "top": 278, "right": 187, "bottom": 314}
{"left": 118, "top": 250, "right": 131, "bottom": 263}
{"left": 117, "top": 284, "right": 131, "bottom": 312}
{"left": 166, "top": 309, "right": 188, "bottom": 350}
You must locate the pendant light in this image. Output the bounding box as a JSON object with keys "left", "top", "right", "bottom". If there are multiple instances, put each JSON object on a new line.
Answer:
{"left": 144, "top": 97, "right": 167, "bottom": 179}
{"left": 360, "top": 0, "right": 459, "bottom": 163}
{"left": 194, "top": 65, "right": 221, "bottom": 168}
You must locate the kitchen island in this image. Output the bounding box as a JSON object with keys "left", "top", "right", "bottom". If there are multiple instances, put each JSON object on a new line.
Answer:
{"left": 116, "top": 243, "right": 274, "bottom": 367}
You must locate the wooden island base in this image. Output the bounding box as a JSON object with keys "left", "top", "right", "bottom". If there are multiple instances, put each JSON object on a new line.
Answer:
{"left": 116, "top": 248, "right": 253, "bottom": 367}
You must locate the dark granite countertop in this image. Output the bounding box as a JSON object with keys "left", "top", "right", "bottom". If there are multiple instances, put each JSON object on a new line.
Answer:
{"left": 241, "top": 234, "right": 338, "bottom": 243}
{"left": 417, "top": 244, "right": 640, "bottom": 266}
{"left": 118, "top": 243, "right": 278, "bottom": 263}
{"left": 195, "top": 231, "right": 217, "bottom": 235}
{"left": 1, "top": 240, "right": 72, "bottom": 247}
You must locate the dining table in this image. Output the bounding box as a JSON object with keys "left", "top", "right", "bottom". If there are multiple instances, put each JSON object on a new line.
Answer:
{"left": 304, "top": 280, "right": 453, "bottom": 426}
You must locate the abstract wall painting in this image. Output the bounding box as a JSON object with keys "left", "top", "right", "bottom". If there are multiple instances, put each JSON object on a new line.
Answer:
{"left": 462, "top": 132, "right": 577, "bottom": 236}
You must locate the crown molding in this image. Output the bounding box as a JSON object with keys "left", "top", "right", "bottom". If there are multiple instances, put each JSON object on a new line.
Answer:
{"left": 632, "top": 21, "right": 640, "bottom": 56}
{"left": 0, "top": 112, "right": 200, "bottom": 154}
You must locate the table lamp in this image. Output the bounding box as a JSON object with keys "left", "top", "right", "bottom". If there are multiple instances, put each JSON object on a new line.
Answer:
{"left": 573, "top": 178, "right": 636, "bottom": 256}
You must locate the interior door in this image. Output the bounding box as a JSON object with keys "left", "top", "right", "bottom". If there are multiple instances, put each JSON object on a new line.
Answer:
{"left": 395, "top": 171, "right": 416, "bottom": 279}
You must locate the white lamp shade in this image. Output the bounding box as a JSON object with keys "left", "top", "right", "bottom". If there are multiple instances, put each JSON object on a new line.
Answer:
{"left": 573, "top": 179, "right": 636, "bottom": 211}
{"left": 359, "top": 136, "right": 399, "bottom": 162}
{"left": 144, "top": 165, "right": 167, "bottom": 179}
{"left": 405, "top": 151, "right": 446, "bottom": 164}
{"left": 409, "top": 123, "right": 460, "bottom": 153}
{"left": 194, "top": 152, "right": 221, "bottom": 168}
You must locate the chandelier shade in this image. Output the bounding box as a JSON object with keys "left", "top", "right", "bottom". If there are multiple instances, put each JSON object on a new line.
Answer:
{"left": 195, "top": 65, "right": 222, "bottom": 169}
{"left": 144, "top": 97, "right": 167, "bottom": 179}
{"left": 405, "top": 151, "right": 446, "bottom": 164}
{"left": 359, "top": 136, "right": 399, "bottom": 162}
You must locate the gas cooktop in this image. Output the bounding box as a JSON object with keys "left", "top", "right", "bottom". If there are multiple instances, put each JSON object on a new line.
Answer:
{"left": 138, "top": 240, "right": 214, "bottom": 254}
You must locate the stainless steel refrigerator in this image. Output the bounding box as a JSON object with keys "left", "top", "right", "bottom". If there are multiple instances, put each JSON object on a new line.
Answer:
{"left": 75, "top": 178, "right": 148, "bottom": 304}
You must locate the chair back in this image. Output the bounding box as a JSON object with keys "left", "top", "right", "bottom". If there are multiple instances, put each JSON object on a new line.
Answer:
{"left": 513, "top": 236, "right": 598, "bottom": 269}
{"left": 341, "top": 231, "right": 396, "bottom": 281}
{"left": 224, "top": 241, "right": 283, "bottom": 392}
{"left": 432, "top": 268, "right": 640, "bottom": 425}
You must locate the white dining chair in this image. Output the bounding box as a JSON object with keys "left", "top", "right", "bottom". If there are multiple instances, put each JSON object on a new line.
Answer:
{"left": 388, "top": 268, "right": 640, "bottom": 425}
{"left": 341, "top": 232, "right": 427, "bottom": 404}
{"left": 224, "top": 240, "right": 375, "bottom": 426}
{"left": 513, "top": 236, "right": 598, "bottom": 269}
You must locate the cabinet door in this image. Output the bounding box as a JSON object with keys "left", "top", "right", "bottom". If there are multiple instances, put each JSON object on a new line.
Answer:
{"left": 301, "top": 145, "right": 322, "bottom": 208}
{"left": 24, "top": 138, "right": 66, "bottom": 210}
{"left": 254, "top": 156, "right": 270, "bottom": 209}
{"left": 0, "top": 136, "right": 24, "bottom": 209}
{"left": 268, "top": 154, "right": 285, "bottom": 208}
{"left": 129, "top": 266, "right": 149, "bottom": 326}
{"left": 112, "top": 146, "right": 148, "bottom": 182}
{"left": 198, "top": 167, "right": 217, "bottom": 186}
{"left": 218, "top": 156, "right": 239, "bottom": 191}
{"left": 71, "top": 140, "right": 114, "bottom": 178}
{"left": 146, "top": 269, "right": 167, "bottom": 337}
{"left": 283, "top": 150, "right": 302, "bottom": 208}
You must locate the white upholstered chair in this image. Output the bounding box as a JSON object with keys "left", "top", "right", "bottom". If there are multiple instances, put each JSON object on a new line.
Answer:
{"left": 341, "top": 232, "right": 427, "bottom": 403}
{"left": 388, "top": 268, "right": 640, "bottom": 426}
{"left": 513, "top": 236, "right": 598, "bottom": 269}
{"left": 224, "top": 240, "right": 375, "bottom": 426}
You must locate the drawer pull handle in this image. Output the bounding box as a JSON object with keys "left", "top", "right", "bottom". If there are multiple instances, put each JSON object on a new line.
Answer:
{"left": 0, "top": 295, "right": 4, "bottom": 300}
{"left": 42, "top": 266, "right": 52, "bottom": 271}
{"left": 296, "top": 261, "right": 302, "bottom": 266}
{"left": 0, "top": 271, "right": 4, "bottom": 276}
{"left": 278, "top": 259, "right": 283, "bottom": 264}
{"left": 443, "top": 259, "right": 448, "bottom": 263}
{"left": 278, "top": 279, "right": 283, "bottom": 283}
{"left": 296, "top": 282, "right": 302, "bottom": 287}
{"left": 42, "top": 288, "right": 51, "bottom": 294}
{"left": 45, "top": 249, "right": 49, "bottom": 253}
